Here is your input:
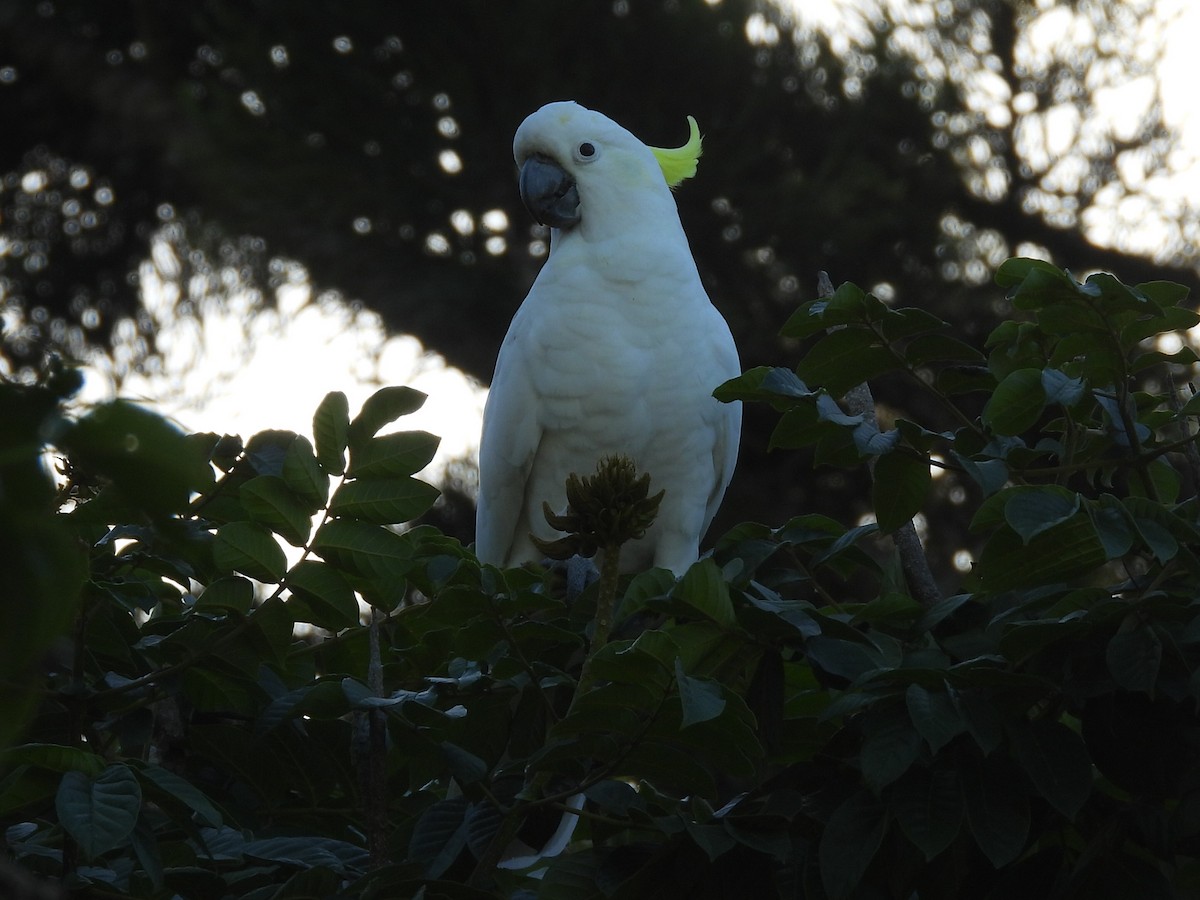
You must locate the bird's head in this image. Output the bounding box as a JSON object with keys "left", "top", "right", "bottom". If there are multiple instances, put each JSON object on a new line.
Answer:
{"left": 513, "top": 101, "right": 702, "bottom": 232}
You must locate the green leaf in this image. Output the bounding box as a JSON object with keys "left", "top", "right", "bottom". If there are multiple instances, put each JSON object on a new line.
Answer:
{"left": 195, "top": 576, "right": 254, "bottom": 614}
{"left": 439, "top": 743, "right": 488, "bottom": 785}
{"left": 1181, "top": 393, "right": 1200, "bottom": 417}
{"left": 1135, "top": 280, "right": 1191, "bottom": 307}
{"left": 878, "top": 306, "right": 948, "bottom": 341}
{"left": 722, "top": 817, "right": 792, "bottom": 862}
{"left": 1077, "top": 852, "right": 1177, "bottom": 900}
{"left": 713, "top": 366, "right": 771, "bottom": 403}
{"left": 585, "top": 780, "right": 644, "bottom": 817}
{"left": 282, "top": 435, "right": 329, "bottom": 510}
{"left": 674, "top": 558, "right": 735, "bottom": 627}
{"left": 1121, "top": 304, "right": 1200, "bottom": 345}
{"left": 1004, "top": 486, "right": 1080, "bottom": 544}
{"left": 822, "top": 281, "right": 869, "bottom": 316}
{"left": 464, "top": 801, "right": 504, "bottom": 861}
{"left": 239, "top": 475, "right": 313, "bottom": 546}
{"left": 757, "top": 367, "right": 818, "bottom": 401}
{"left": 1041, "top": 368, "right": 1086, "bottom": 406}
{"left": 1132, "top": 345, "right": 1200, "bottom": 372}
{"left": 626, "top": 628, "right": 684, "bottom": 670}
{"left": 1088, "top": 497, "right": 1135, "bottom": 559}
{"left": 905, "top": 684, "right": 963, "bottom": 753}
{"left": 806, "top": 635, "right": 883, "bottom": 682}
{"left": 135, "top": 765, "right": 222, "bottom": 828}
{"left": 744, "top": 594, "right": 821, "bottom": 638}
{"left": 1131, "top": 512, "right": 1179, "bottom": 562}
{"left": 999, "top": 619, "right": 1089, "bottom": 661}
{"left": 409, "top": 798, "right": 468, "bottom": 879}
{"left": 312, "top": 518, "right": 414, "bottom": 583}
{"left": 1123, "top": 495, "right": 1200, "bottom": 549}
{"left": 936, "top": 365, "right": 996, "bottom": 395}
{"left": 56, "top": 764, "right": 142, "bottom": 860}
{"left": 781, "top": 284, "right": 866, "bottom": 339}
{"left": 182, "top": 668, "right": 258, "bottom": 715}
{"left": 1010, "top": 719, "right": 1092, "bottom": 820}
{"left": 64, "top": 400, "right": 213, "bottom": 516}
{"left": 819, "top": 789, "right": 887, "bottom": 900}
{"left": 768, "top": 405, "right": 821, "bottom": 450}
{"left": 348, "top": 430, "right": 441, "bottom": 478}
{"left": 1106, "top": 623, "right": 1162, "bottom": 694}
{"left": 238, "top": 429, "right": 297, "bottom": 478}
{"left": 285, "top": 560, "right": 360, "bottom": 629}
{"left": 860, "top": 704, "right": 922, "bottom": 791}
{"left": 617, "top": 566, "right": 678, "bottom": 620}
{"left": 952, "top": 451, "right": 1008, "bottom": 496}
{"left": 129, "top": 818, "right": 164, "bottom": 891}
{"left": 948, "top": 685, "right": 1004, "bottom": 754}
{"left": 975, "top": 514, "right": 1106, "bottom": 591}
{"left": 903, "top": 332, "right": 986, "bottom": 367}
{"left": 271, "top": 868, "right": 343, "bottom": 899}
{"left": 3, "top": 743, "right": 106, "bottom": 776}
{"left": 795, "top": 328, "right": 899, "bottom": 396}
{"left": 782, "top": 305, "right": 836, "bottom": 342}
{"left": 1014, "top": 266, "right": 1086, "bottom": 308}
{"left": 687, "top": 821, "right": 739, "bottom": 861}
{"left": 329, "top": 476, "right": 440, "bottom": 524}
{"left": 963, "top": 759, "right": 1030, "bottom": 867}
{"left": 242, "top": 835, "right": 368, "bottom": 872}
{"left": 1085, "top": 271, "right": 1156, "bottom": 312}
{"left": 889, "top": 767, "right": 963, "bottom": 861}
{"left": 349, "top": 386, "right": 427, "bottom": 443}
{"left": 850, "top": 417, "right": 897, "bottom": 457}
{"left": 213, "top": 521, "right": 287, "bottom": 583}
{"left": 855, "top": 591, "right": 922, "bottom": 627}
{"left": 872, "top": 451, "right": 930, "bottom": 533}
{"left": 915, "top": 593, "right": 975, "bottom": 632}
{"left": 983, "top": 368, "right": 1045, "bottom": 435}
{"left": 313, "top": 391, "right": 350, "bottom": 475}
{"left": 994, "top": 257, "right": 1071, "bottom": 291}
{"left": 674, "top": 659, "right": 726, "bottom": 728}
{"left": 1145, "top": 458, "right": 1181, "bottom": 505}
{"left": 251, "top": 596, "right": 296, "bottom": 662}
{"left": 1037, "top": 303, "right": 1104, "bottom": 336}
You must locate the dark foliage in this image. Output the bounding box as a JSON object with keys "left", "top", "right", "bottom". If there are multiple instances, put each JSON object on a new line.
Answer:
{"left": 4, "top": 1, "right": 1198, "bottom": 583}
{"left": 3, "top": 260, "right": 1200, "bottom": 897}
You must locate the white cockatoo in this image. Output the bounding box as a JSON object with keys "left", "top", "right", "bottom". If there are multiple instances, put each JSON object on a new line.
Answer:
{"left": 475, "top": 101, "right": 741, "bottom": 576}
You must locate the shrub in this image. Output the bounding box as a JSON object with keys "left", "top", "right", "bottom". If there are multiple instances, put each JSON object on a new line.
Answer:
{"left": 2, "top": 259, "right": 1199, "bottom": 898}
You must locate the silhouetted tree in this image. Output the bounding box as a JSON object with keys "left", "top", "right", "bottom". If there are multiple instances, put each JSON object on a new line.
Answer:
{"left": 3, "top": 0, "right": 1196, "bottom": 582}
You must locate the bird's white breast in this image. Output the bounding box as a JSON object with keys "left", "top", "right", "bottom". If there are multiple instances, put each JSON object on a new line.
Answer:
{"left": 503, "top": 238, "right": 739, "bottom": 570}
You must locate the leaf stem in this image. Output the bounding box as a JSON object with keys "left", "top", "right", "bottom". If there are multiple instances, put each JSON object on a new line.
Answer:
{"left": 574, "top": 544, "right": 622, "bottom": 698}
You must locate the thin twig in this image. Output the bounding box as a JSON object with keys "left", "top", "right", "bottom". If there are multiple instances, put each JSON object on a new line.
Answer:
{"left": 573, "top": 544, "right": 622, "bottom": 696}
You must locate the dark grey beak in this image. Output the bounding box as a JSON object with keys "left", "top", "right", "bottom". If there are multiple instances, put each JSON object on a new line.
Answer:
{"left": 519, "top": 153, "right": 581, "bottom": 229}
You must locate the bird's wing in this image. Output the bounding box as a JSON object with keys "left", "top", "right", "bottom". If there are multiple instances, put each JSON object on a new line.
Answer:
{"left": 474, "top": 326, "right": 543, "bottom": 567}
{"left": 706, "top": 393, "right": 742, "bottom": 528}
{"left": 703, "top": 320, "right": 743, "bottom": 532}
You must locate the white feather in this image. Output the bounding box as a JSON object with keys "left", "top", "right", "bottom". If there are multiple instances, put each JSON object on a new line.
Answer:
{"left": 476, "top": 101, "right": 741, "bottom": 576}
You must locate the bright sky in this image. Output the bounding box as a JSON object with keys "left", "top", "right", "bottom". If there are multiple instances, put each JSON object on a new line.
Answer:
{"left": 78, "top": 247, "right": 487, "bottom": 484}
{"left": 77, "top": 0, "right": 1198, "bottom": 490}
{"left": 772, "top": 0, "right": 1200, "bottom": 256}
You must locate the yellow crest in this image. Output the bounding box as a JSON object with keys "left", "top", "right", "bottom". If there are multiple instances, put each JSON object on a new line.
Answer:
{"left": 649, "top": 115, "right": 702, "bottom": 188}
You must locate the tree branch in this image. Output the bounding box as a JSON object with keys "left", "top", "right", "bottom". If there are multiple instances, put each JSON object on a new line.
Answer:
{"left": 818, "top": 271, "right": 942, "bottom": 607}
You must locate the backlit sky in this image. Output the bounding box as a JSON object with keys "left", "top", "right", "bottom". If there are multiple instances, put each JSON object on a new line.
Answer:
{"left": 77, "top": 0, "right": 1199, "bottom": 486}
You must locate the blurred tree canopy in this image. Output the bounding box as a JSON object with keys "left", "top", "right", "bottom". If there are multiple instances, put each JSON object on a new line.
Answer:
{"left": 2, "top": 0, "right": 1197, "bottom": 584}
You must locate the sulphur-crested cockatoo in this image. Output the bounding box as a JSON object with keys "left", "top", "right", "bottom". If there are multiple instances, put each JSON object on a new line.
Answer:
{"left": 476, "top": 101, "right": 741, "bottom": 576}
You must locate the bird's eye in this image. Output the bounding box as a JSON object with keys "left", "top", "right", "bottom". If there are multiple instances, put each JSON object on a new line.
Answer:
{"left": 577, "top": 142, "right": 597, "bottom": 160}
